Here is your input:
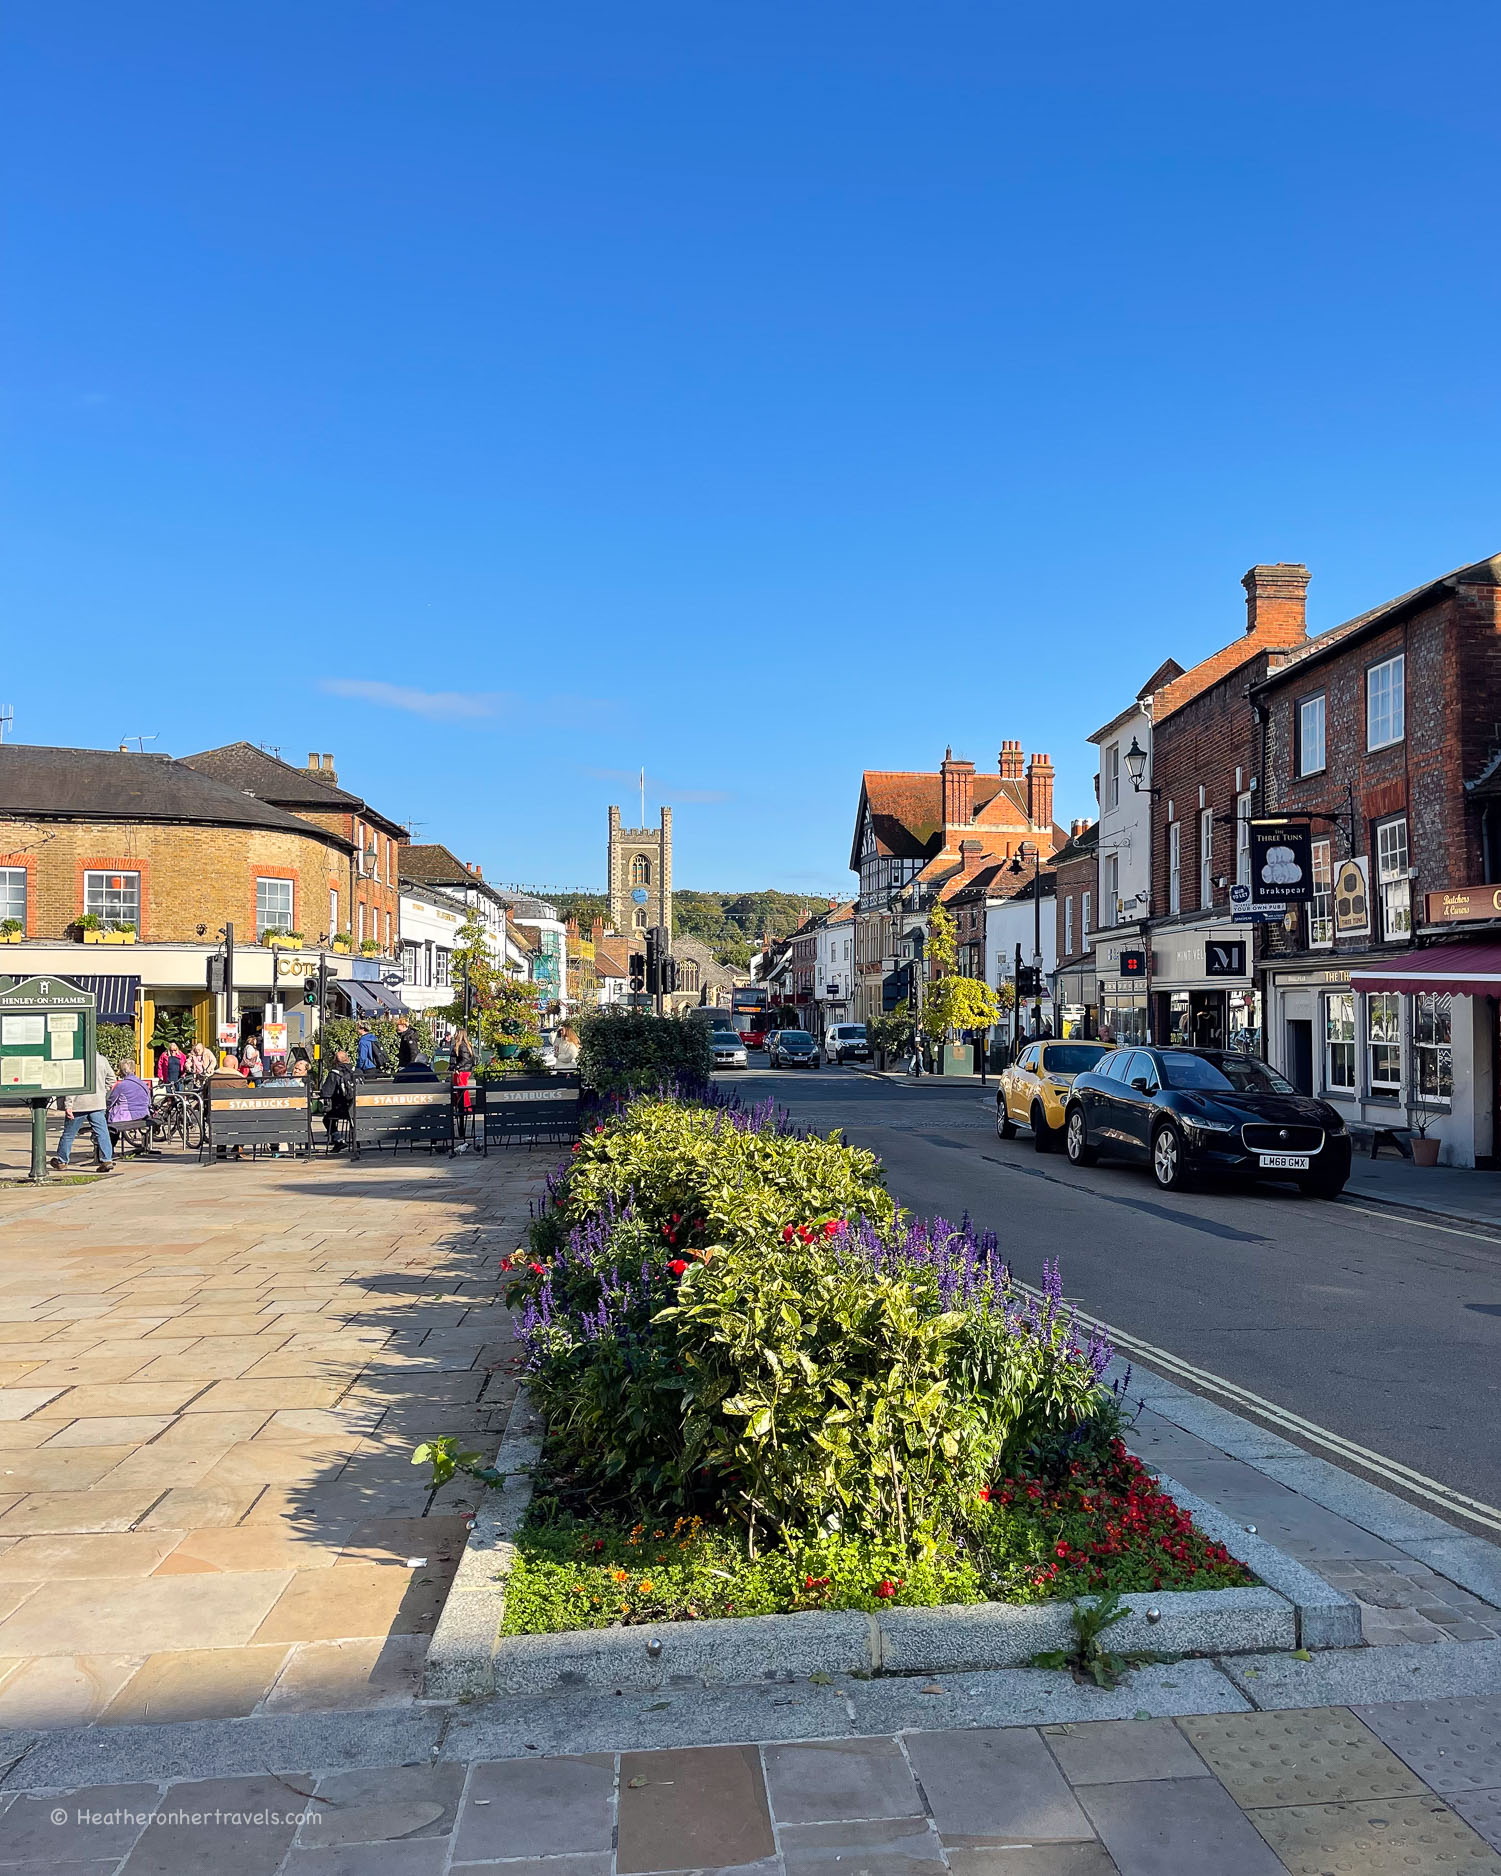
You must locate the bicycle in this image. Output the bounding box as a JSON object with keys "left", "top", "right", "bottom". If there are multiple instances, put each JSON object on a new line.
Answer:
{"left": 150, "top": 1083, "right": 205, "bottom": 1151}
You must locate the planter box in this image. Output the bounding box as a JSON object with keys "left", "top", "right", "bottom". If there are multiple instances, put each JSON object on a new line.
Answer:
{"left": 265, "top": 934, "right": 301, "bottom": 951}
{"left": 0, "top": 933, "right": 22, "bottom": 945}
{"left": 81, "top": 929, "right": 104, "bottom": 944}
{"left": 101, "top": 930, "right": 135, "bottom": 945}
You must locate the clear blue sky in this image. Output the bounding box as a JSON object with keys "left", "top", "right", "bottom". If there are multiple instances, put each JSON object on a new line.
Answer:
{"left": 5, "top": 4, "right": 1499, "bottom": 898}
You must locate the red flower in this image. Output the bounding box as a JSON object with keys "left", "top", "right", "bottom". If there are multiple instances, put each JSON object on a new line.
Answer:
{"left": 668, "top": 1259, "right": 688, "bottom": 1277}
{"left": 528, "top": 1262, "right": 545, "bottom": 1276}
{"left": 592, "top": 1538, "right": 605, "bottom": 1552}
{"left": 571, "top": 1142, "right": 581, "bottom": 1153}
{"left": 875, "top": 1579, "right": 897, "bottom": 1599}
{"left": 781, "top": 1225, "right": 795, "bottom": 1243}
{"left": 797, "top": 1226, "right": 814, "bottom": 1243}
{"left": 822, "top": 1219, "right": 840, "bottom": 1238}
{"left": 978, "top": 1487, "right": 991, "bottom": 1503}
{"left": 671, "top": 1213, "right": 681, "bottom": 1224}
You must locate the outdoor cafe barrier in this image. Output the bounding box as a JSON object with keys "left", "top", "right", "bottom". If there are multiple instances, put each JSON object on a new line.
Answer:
{"left": 350, "top": 1077, "right": 455, "bottom": 1157}
{"left": 478, "top": 1072, "right": 582, "bottom": 1151}
{"left": 201, "top": 1081, "right": 314, "bottom": 1161}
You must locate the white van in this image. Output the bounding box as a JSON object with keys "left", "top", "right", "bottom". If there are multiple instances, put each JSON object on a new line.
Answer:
{"left": 824, "top": 1023, "right": 871, "bottom": 1064}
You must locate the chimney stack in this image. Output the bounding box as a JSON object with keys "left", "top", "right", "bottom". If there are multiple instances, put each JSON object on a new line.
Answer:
{"left": 958, "top": 837, "right": 985, "bottom": 874}
{"left": 1026, "top": 753, "right": 1055, "bottom": 830}
{"left": 307, "top": 752, "right": 319, "bottom": 770}
{"left": 1071, "top": 817, "right": 1091, "bottom": 839}
{"left": 999, "top": 739, "right": 1025, "bottom": 779}
{"left": 940, "top": 747, "right": 975, "bottom": 828}
{"left": 1242, "top": 564, "right": 1310, "bottom": 646}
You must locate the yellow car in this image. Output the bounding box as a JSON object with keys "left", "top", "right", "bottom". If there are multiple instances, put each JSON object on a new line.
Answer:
{"left": 997, "top": 1039, "right": 1116, "bottom": 1152}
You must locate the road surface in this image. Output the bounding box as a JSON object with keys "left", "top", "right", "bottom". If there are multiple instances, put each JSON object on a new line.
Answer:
{"left": 724, "top": 1061, "right": 1501, "bottom": 1524}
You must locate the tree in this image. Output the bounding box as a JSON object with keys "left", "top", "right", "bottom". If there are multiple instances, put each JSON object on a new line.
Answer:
{"left": 917, "top": 899, "right": 999, "bottom": 1043}
{"left": 920, "top": 974, "right": 1001, "bottom": 1044}
{"left": 442, "top": 915, "right": 543, "bottom": 1062}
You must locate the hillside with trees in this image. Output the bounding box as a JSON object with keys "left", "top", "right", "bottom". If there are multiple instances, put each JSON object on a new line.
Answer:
{"left": 548, "top": 888, "right": 828, "bottom": 969}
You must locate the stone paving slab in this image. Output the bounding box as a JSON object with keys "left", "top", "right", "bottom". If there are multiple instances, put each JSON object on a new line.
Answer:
{"left": 0, "top": 1146, "right": 543, "bottom": 1728}
{"left": 0, "top": 1698, "right": 1492, "bottom": 1875}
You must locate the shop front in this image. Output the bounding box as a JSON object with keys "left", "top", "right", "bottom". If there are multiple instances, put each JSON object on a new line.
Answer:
{"left": 1094, "top": 935, "right": 1149, "bottom": 1045}
{"left": 1146, "top": 922, "right": 1260, "bottom": 1057}
{"left": 1052, "top": 957, "right": 1097, "bottom": 1040}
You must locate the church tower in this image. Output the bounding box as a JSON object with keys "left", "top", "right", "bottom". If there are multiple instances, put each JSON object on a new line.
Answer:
{"left": 608, "top": 804, "right": 673, "bottom": 936}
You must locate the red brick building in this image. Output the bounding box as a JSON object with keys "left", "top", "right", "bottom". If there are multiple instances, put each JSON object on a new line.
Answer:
{"left": 1251, "top": 551, "right": 1501, "bottom": 1165}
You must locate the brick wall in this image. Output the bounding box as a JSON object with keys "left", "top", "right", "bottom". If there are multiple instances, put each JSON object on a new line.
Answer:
{"left": 1053, "top": 848, "right": 1096, "bottom": 964}
{"left": 1150, "top": 654, "right": 1274, "bottom": 920}
{"left": 0, "top": 819, "right": 348, "bottom": 944}
{"left": 1262, "top": 571, "right": 1501, "bottom": 911}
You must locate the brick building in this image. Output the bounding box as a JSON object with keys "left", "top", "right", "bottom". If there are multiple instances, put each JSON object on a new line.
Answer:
{"left": 848, "top": 744, "right": 1064, "bottom": 1026}
{"left": 1050, "top": 820, "right": 1099, "bottom": 1035}
{"left": 0, "top": 742, "right": 393, "bottom": 1055}
{"left": 1251, "top": 551, "right": 1501, "bottom": 1165}
{"left": 183, "top": 745, "right": 405, "bottom": 957}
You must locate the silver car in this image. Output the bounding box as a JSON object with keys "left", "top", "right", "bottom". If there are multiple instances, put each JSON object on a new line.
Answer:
{"left": 709, "top": 1030, "right": 748, "bottom": 1070}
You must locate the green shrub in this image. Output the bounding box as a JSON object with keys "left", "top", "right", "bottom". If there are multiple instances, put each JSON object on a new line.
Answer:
{"left": 98, "top": 1022, "right": 136, "bottom": 1066}
{"left": 320, "top": 1013, "right": 439, "bottom": 1068}
{"left": 555, "top": 1096, "right": 893, "bottom": 1249}
{"left": 576, "top": 1010, "right": 712, "bottom": 1096}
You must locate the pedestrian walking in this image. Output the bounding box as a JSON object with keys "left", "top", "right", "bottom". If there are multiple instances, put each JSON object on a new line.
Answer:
{"left": 355, "top": 1023, "right": 389, "bottom": 1078}
{"left": 450, "top": 1024, "right": 475, "bottom": 1146}
{"left": 156, "top": 1040, "right": 186, "bottom": 1085}
{"left": 241, "top": 1035, "right": 263, "bottom": 1085}
{"left": 395, "top": 1018, "right": 419, "bottom": 1068}
{"left": 50, "top": 1051, "right": 117, "bottom": 1172}
{"left": 910, "top": 1028, "right": 925, "bottom": 1077}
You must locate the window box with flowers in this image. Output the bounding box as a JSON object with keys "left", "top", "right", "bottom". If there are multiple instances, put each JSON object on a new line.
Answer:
{"left": 263, "top": 930, "right": 304, "bottom": 951}
{"left": 78, "top": 914, "right": 104, "bottom": 945}
{"left": 0, "top": 919, "right": 22, "bottom": 944}
{"left": 359, "top": 938, "right": 382, "bottom": 956}
{"left": 332, "top": 931, "right": 353, "bottom": 952}
{"left": 101, "top": 924, "right": 137, "bottom": 945}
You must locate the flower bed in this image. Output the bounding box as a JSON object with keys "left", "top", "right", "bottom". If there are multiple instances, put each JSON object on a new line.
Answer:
{"left": 500, "top": 1089, "right": 1252, "bottom": 1638}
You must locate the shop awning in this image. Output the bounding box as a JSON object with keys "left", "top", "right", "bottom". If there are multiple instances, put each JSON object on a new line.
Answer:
{"left": 334, "top": 980, "right": 383, "bottom": 1017}
{"left": 362, "top": 980, "right": 410, "bottom": 1016}
{"left": 1349, "top": 943, "right": 1501, "bottom": 999}
{"left": 58, "top": 974, "right": 142, "bottom": 1024}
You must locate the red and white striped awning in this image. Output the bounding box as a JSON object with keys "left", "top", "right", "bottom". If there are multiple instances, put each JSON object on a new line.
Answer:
{"left": 1349, "top": 943, "right": 1501, "bottom": 999}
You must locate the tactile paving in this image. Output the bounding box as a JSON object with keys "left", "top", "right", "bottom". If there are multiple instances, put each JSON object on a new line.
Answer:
{"left": 1250, "top": 1794, "right": 1501, "bottom": 1875}
{"left": 1176, "top": 1707, "right": 1427, "bottom": 1807}
{"left": 1354, "top": 1696, "right": 1501, "bottom": 1794}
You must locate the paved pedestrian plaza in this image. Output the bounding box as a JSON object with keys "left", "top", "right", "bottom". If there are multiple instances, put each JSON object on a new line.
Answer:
{"left": 0, "top": 1142, "right": 542, "bottom": 1727}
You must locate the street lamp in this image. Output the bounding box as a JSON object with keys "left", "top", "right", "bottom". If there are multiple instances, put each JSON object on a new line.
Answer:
{"left": 1124, "top": 736, "right": 1160, "bottom": 797}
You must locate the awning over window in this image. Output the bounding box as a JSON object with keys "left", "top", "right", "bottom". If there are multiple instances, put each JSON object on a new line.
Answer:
{"left": 334, "top": 980, "right": 383, "bottom": 1017}
{"left": 58, "top": 974, "right": 142, "bottom": 1024}
{"left": 1349, "top": 943, "right": 1501, "bottom": 999}
{"left": 362, "top": 980, "right": 410, "bottom": 1017}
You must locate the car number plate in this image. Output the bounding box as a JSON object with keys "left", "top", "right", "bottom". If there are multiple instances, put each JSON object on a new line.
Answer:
{"left": 1258, "top": 1153, "right": 1310, "bottom": 1170}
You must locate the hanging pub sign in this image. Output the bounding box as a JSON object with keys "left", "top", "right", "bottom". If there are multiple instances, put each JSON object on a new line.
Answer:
{"left": 1249, "top": 819, "right": 1314, "bottom": 904}
{"left": 1333, "top": 856, "right": 1371, "bottom": 937}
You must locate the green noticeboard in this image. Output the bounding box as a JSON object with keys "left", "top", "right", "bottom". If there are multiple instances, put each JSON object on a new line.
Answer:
{"left": 0, "top": 977, "right": 97, "bottom": 1102}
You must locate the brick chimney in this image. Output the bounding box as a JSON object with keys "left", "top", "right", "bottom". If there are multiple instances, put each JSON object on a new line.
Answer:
{"left": 1026, "top": 753, "right": 1055, "bottom": 830}
{"left": 1242, "top": 564, "right": 1310, "bottom": 646}
{"left": 1071, "top": 817, "right": 1091, "bottom": 839}
{"left": 940, "top": 747, "right": 975, "bottom": 828}
{"left": 304, "top": 751, "right": 338, "bottom": 785}
{"left": 998, "top": 739, "right": 1025, "bottom": 780}
{"left": 958, "top": 837, "right": 985, "bottom": 874}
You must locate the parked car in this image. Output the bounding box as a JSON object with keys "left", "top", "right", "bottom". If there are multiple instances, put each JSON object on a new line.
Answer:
{"left": 769, "top": 1029, "right": 821, "bottom": 1069}
{"left": 997, "top": 1039, "right": 1114, "bottom": 1151}
{"left": 824, "top": 1023, "right": 871, "bottom": 1064}
{"left": 1063, "top": 1046, "right": 1350, "bottom": 1197}
{"left": 708, "top": 1029, "right": 749, "bottom": 1071}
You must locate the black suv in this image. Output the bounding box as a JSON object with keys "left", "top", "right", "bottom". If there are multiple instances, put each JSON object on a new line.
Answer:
{"left": 1063, "top": 1046, "right": 1350, "bottom": 1197}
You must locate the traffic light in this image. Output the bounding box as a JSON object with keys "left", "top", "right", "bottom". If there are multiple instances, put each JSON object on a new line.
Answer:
{"left": 1016, "top": 966, "right": 1043, "bottom": 997}
{"left": 645, "top": 925, "right": 662, "bottom": 995}
{"left": 303, "top": 974, "right": 318, "bottom": 1006}
{"left": 661, "top": 956, "right": 678, "bottom": 995}
{"left": 629, "top": 952, "right": 646, "bottom": 993}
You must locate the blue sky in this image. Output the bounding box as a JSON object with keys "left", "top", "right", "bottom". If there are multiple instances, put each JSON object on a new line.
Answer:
{"left": 5, "top": 4, "right": 1499, "bottom": 898}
